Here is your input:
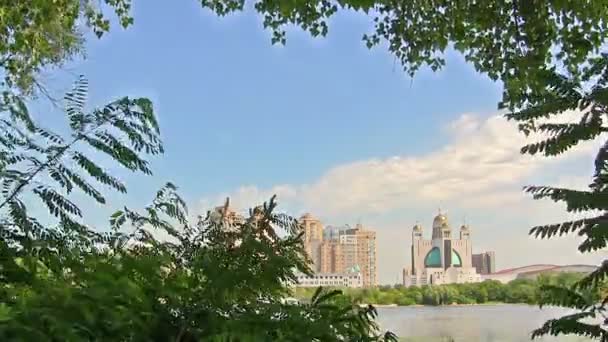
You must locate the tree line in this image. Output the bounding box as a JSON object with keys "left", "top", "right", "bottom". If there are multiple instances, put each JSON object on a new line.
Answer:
{"left": 295, "top": 273, "right": 603, "bottom": 307}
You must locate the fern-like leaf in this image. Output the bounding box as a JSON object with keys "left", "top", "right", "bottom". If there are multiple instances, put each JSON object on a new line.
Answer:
{"left": 531, "top": 311, "right": 607, "bottom": 340}
{"left": 65, "top": 75, "right": 89, "bottom": 132}
{"left": 576, "top": 260, "right": 608, "bottom": 290}
{"left": 524, "top": 186, "right": 603, "bottom": 213}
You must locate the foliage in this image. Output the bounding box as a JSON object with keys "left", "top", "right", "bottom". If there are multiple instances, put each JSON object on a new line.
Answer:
{"left": 0, "top": 0, "right": 134, "bottom": 95}
{"left": 0, "top": 191, "right": 397, "bottom": 341}
{"left": 7, "top": 1, "right": 607, "bottom": 110}
{"left": 195, "top": 0, "right": 608, "bottom": 109}
{"left": 0, "top": 80, "right": 396, "bottom": 341}
{"left": 294, "top": 273, "right": 589, "bottom": 307}
{"left": 504, "top": 52, "right": 608, "bottom": 339}
{"left": 0, "top": 76, "right": 162, "bottom": 271}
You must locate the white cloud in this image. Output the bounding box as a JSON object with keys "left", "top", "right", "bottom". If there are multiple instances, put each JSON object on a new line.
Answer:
{"left": 197, "top": 112, "right": 604, "bottom": 283}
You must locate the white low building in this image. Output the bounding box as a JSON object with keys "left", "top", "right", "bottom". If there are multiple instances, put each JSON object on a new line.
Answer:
{"left": 295, "top": 272, "right": 363, "bottom": 288}
{"left": 404, "top": 267, "right": 481, "bottom": 286}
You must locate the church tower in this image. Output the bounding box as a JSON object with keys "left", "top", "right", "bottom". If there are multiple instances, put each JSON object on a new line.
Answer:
{"left": 430, "top": 209, "right": 453, "bottom": 269}
{"left": 431, "top": 209, "right": 450, "bottom": 240}
{"left": 412, "top": 222, "right": 423, "bottom": 241}
{"left": 405, "top": 210, "right": 482, "bottom": 286}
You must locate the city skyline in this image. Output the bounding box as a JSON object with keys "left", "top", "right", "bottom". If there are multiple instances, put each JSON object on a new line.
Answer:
{"left": 206, "top": 200, "right": 602, "bottom": 285}
{"left": 48, "top": 1, "right": 605, "bottom": 285}
{"left": 210, "top": 200, "right": 598, "bottom": 286}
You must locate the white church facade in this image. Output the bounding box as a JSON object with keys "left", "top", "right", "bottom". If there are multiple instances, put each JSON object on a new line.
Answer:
{"left": 403, "top": 211, "right": 482, "bottom": 286}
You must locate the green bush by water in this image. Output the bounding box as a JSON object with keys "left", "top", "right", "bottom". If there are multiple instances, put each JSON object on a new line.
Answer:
{"left": 294, "top": 272, "right": 600, "bottom": 306}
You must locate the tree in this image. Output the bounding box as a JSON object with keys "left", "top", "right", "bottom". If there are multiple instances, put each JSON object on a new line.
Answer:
{"left": 1, "top": 190, "right": 398, "bottom": 341}
{"left": 0, "top": 75, "right": 163, "bottom": 291}
{"left": 506, "top": 58, "right": 608, "bottom": 340}
{"left": 0, "top": 79, "right": 397, "bottom": 340}
{"left": 480, "top": 280, "right": 505, "bottom": 302}
{"left": 0, "top": 0, "right": 134, "bottom": 96}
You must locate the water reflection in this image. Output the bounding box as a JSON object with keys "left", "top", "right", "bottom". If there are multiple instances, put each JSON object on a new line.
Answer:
{"left": 377, "top": 304, "right": 590, "bottom": 342}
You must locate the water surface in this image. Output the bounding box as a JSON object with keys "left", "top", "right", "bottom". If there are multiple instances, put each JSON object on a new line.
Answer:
{"left": 377, "top": 305, "right": 590, "bottom": 342}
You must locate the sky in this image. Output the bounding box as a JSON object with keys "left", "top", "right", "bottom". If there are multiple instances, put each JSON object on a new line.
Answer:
{"left": 32, "top": 2, "right": 605, "bottom": 284}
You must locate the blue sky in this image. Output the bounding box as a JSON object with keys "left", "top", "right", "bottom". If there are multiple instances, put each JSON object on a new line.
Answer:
{"left": 31, "top": 2, "right": 604, "bottom": 283}
{"left": 65, "top": 1, "right": 502, "bottom": 201}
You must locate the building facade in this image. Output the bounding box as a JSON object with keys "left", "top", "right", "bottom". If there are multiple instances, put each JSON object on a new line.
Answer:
{"left": 299, "top": 216, "right": 377, "bottom": 287}
{"left": 403, "top": 211, "right": 482, "bottom": 286}
{"left": 345, "top": 225, "right": 377, "bottom": 287}
{"left": 300, "top": 213, "right": 324, "bottom": 272}
{"left": 295, "top": 272, "right": 363, "bottom": 288}
{"left": 323, "top": 225, "right": 342, "bottom": 241}
{"left": 319, "top": 240, "right": 344, "bottom": 273}
{"left": 472, "top": 251, "right": 496, "bottom": 275}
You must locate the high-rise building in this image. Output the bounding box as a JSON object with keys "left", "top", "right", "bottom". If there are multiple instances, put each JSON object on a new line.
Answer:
{"left": 323, "top": 225, "right": 343, "bottom": 241}
{"left": 472, "top": 251, "right": 496, "bottom": 275}
{"left": 297, "top": 215, "right": 376, "bottom": 287}
{"left": 319, "top": 240, "right": 343, "bottom": 273}
{"left": 301, "top": 213, "right": 323, "bottom": 242}
{"left": 340, "top": 224, "right": 377, "bottom": 287}
{"left": 300, "top": 213, "right": 324, "bottom": 272}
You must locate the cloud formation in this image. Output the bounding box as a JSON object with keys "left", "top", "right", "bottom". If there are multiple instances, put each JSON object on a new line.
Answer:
{"left": 197, "top": 112, "right": 604, "bottom": 283}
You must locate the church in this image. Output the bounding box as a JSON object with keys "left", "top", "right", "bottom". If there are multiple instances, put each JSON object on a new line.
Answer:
{"left": 403, "top": 211, "right": 482, "bottom": 286}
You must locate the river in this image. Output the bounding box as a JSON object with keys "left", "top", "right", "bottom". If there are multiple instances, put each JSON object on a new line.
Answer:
{"left": 377, "top": 304, "right": 591, "bottom": 341}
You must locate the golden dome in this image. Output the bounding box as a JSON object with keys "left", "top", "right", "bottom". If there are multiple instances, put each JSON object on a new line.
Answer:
{"left": 413, "top": 223, "right": 423, "bottom": 231}
{"left": 433, "top": 213, "right": 448, "bottom": 227}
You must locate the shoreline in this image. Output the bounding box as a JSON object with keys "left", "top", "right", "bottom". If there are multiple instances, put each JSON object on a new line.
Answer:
{"left": 365, "top": 302, "right": 531, "bottom": 308}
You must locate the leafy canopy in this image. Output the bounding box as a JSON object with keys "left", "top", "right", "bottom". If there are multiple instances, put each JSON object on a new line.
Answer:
{"left": 0, "top": 0, "right": 133, "bottom": 94}
{"left": 502, "top": 57, "right": 608, "bottom": 340}
{"left": 197, "top": 0, "right": 608, "bottom": 109}
{"left": 7, "top": 1, "right": 608, "bottom": 110}
{"left": 1, "top": 188, "right": 397, "bottom": 341}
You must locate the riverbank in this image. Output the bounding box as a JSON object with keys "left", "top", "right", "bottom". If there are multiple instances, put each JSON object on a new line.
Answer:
{"left": 362, "top": 301, "right": 509, "bottom": 308}
{"left": 293, "top": 273, "right": 587, "bottom": 307}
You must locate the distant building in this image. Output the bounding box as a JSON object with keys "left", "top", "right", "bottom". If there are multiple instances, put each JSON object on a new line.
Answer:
{"left": 339, "top": 232, "right": 357, "bottom": 271}
{"left": 483, "top": 264, "right": 597, "bottom": 284}
{"left": 319, "top": 240, "right": 344, "bottom": 273}
{"left": 213, "top": 199, "right": 245, "bottom": 228}
{"left": 299, "top": 215, "right": 377, "bottom": 287}
{"left": 323, "top": 225, "right": 343, "bottom": 241}
{"left": 472, "top": 251, "right": 496, "bottom": 275}
{"left": 300, "top": 213, "right": 324, "bottom": 272}
{"left": 295, "top": 271, "right": 363, "bottom": 288}
{"left": 334, "top": 224, "right": 377, "bottom": 287}
{"left": 403, "top": 211, "right": 482, "bottom": 286}
{"left": 301, "top": 213, "right": 324, "bottom": 242}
